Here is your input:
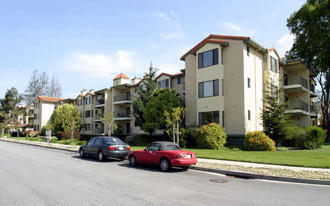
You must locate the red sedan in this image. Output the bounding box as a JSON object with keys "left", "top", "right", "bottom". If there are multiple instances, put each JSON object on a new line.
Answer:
{"left": 128, "top": 141, "right": 197, "bottom": 172}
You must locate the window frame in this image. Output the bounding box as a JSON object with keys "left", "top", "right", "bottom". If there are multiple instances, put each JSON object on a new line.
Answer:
{"left": 198, "top": 79, "right": 219, "bottom": 98}
{"left": 198, "top": 48, "right": 219, "bottom": 69}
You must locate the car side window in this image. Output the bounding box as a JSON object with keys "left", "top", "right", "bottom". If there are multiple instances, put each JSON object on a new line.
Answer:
{"left": 87, "top": 138, "right": 96, "bottom": 145}
{"left": 94, "top": 138, "right": 103, "bottom": 145}
{"left": 148, "top": 144, "right": 160, "bottom": 151}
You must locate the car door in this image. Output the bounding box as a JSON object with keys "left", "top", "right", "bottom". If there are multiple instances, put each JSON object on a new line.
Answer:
{"left": 90, "top": 137, "right": 103, "bottom": 155}
{"left": 144, "top": 143, "right": 161, "bottom": 165}
{"left": 84, "top": 138, "right": 96, "bottom": 155}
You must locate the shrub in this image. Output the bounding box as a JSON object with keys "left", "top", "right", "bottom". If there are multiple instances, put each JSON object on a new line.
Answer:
{"left": 134, "top": 134, "right": 153, "bottom": 146}
{"left": 24, "top": 130, "right": 34, "bottom": 137}
{"left": 57, "top": 131, "right": 80, "bottom": 140}
{"left": 245, "top": 131, "right": 276, "bottom": 151}
{"left": 185, "top": 126, "right": 198, "bottom": 148}
{"left": 283, "top": 126, "right": 306, "bottom": 147}
{"left": 26, "top": 131, "right": 39, "bottom": 137}
{"left": 24, "top": 137, "right": 44, "bottom": 142}
{"left": 197, "top": 123, "right": 227, "bottom": 149}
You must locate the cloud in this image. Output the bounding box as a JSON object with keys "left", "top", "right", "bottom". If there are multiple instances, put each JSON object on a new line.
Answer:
{"left": 218, "top": 21, "right": 256, "bottom": 36}
{"left": 65, "top": 50, "right": 136, "bottom": 78}
{"left": 155, "top": 11, "right": 185, "bottom": 40}
{"left": 276, "top": 33, "right": 295, "bottom": 57}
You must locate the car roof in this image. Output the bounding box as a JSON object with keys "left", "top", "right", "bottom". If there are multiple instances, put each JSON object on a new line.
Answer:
{"left": 149, "top": 141, "right": 181, "bottom": 150}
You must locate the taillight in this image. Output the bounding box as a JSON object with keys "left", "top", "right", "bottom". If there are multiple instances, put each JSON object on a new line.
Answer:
{"left": 108, "top": 146, "right": 116, "bottom": 150}
{"left": 126, "top": 146, "right": 131, "bottom": 150}
{"left": 176, "top": 153, "right": 184, "bottom": 158}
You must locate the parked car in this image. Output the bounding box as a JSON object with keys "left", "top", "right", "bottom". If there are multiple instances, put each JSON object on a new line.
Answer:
{"left": 128, "top": 141, "right": 197, "bottom": 172}
{"left": 79, "top": 136, "right": 130, "bottom": 161}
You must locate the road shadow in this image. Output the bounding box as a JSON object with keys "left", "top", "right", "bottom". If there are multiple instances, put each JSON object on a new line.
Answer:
{"left": 118, "top": 163, "right": 187, "bottom": 173}
{"left": 72, "top": 155, "right": 126, "bottom": 163}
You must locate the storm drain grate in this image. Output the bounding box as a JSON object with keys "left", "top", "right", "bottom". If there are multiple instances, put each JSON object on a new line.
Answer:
{"left": 209, "top": 179, "right": 229, "bottom": 183}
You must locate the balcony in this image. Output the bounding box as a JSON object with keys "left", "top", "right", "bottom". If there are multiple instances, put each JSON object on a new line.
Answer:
{"left": 283, "top": 76, "right": 308, "bottom": 94}
{"left": 310, "top": 103, "right": 317, "bottom": 117}
{"left": 309, "top": 82, "right": 317, "bottom": 97}
{"left": 95, "top": 99, "right": 105, "bottom": 107}
{"left": 285, "top": 100, "right": 309, "bottom": 115}
{"left": 94, "top": 114, "right": 103, "bottom": 121}
{"left": 113, "top": 94, "right": 131, "bottom": 104}
{"left": 95, "top": 128, "right": 105, "bottom": 134}
{"left": 114, "top": 112, "right": 132, "bottom": 121}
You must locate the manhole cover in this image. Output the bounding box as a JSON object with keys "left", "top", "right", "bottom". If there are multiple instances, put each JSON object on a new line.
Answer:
{"left": 209, "top": 178, "right": 228, "bottom": 183}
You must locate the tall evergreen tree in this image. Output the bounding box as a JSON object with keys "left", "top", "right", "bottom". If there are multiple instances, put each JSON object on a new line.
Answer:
{"left": 132, "top": 63, "right": 159, "bottom": 128}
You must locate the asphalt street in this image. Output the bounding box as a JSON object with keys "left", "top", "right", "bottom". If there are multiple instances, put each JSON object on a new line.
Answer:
{"left": 0, "top": 141, "right": 329, "bottom": 206}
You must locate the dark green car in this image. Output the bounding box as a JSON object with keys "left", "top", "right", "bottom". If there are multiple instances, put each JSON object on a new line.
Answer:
{"left": 79, "top": 136, "right": 130, "bottom": 161}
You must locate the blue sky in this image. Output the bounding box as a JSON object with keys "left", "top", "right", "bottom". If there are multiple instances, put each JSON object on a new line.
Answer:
{"left": 0, "top": 0, "right": 306, "bottom": 99}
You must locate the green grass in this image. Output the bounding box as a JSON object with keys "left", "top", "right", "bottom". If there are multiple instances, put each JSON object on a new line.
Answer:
{"left": 131, "top": 145, "right": 330, "bottom": 168}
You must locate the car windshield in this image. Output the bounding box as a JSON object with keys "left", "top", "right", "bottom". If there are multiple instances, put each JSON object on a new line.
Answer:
{"left": 163, "top": 145, "right": 181, "bottom": 151}
{"left": 103, "top": 137, "right": 124, "bottom": 145}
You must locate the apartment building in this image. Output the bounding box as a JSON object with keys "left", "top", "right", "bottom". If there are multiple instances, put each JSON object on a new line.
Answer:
{"left": 33, "top": 96, "right": 63, "bottom": 131}
{"left": 180, "top": 34, "right": 316, "bottom": 145}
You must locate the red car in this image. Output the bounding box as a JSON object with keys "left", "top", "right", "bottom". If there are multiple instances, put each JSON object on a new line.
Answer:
{"left": 128, "top": 141, "right": 197, "bottom": 172}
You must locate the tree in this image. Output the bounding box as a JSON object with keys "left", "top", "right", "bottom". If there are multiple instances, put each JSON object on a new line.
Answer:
{"left": 0, "top": 87, "right": 24, "bottom": 137}
{"left": 49, "top": 75, "right": 62, "bottom": 98}
{"left": 287, "top": 0, "right": 330, "bottom": 141}
{"left": 143, "top": 89, "right": 182, "bottom": 134}
{"left": 100, "top": 112, "right": 117, "bottom": 136}
{"left": 53, "top": 104, "right": 81, "bottom": 144}
{"left": 165, "top": 107, "right": 186, "bottom": 145}
{"left": 24, "top": 70, "right": 50, "bottom": 105}
{"left": 132, "top": 63, "right": 159, "bottom": 127}
{"left": 262, "top": 86, "right": 294, "bottom": 146}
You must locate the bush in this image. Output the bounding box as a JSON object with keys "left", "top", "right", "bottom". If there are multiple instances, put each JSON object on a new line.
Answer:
{"left": 57, "top": 131, "right": 80, "bottom": 140}
{"left": 185, "top": 126, "right": 198, "bottom": 148}
{"left": 245, "top": 131, "right": 276, "bottom": 151}
{"left": 24, "top": 130, "right": 34, "bottom": 137}
{"left": 283, "top": 126, "right": 326, "bottom": 150}
{"left": 24, "top": 137, "right": 44, "bottom": 142}
{"left": 134, "top": 134, "right": 153, "bottom": 146}
{"left": 26, "top": 131, "right": 39, "bottom": 137}
{"left": 197, "top": 123, "right": 227, "bottom": 149}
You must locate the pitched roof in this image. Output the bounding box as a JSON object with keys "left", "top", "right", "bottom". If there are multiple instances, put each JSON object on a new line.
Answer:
{"left": 180, "top": 34, "right": 259, "bottom": 61}
{"left": 37, "top": 96, "right": 63, "bottom": 102}
{"left": 155, "top": 72, "right": 184, "bottom": 80}
{"left": 113, "top": 73, "right": 129, "bottom": 80}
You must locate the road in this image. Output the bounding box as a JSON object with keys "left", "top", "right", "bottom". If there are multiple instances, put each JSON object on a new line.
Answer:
{"left": 0, "top": 141, "right": 329, "bottom": 206}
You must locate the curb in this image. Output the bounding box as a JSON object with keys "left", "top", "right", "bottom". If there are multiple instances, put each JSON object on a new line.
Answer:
{"left": 189, "top": 166, "right": 330, "bottom": 186}
{"left": 1, "top": 138, "right": 330, "bottom": 186}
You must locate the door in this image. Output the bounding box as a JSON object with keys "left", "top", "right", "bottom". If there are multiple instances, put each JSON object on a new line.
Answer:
{"left": 90, "top": 137, "right": 103, "bottom": 155}
{"left": 126, "top": 122, "right": 130, "bottom": 134}
{"left": 85, "top": 138, "right": 96, "bottom": 155}
{"left": 142, "top": 143, "right": 161, "bottom": 164}
{"left": 126, "top": 107, "right": 130, "bottom": 117}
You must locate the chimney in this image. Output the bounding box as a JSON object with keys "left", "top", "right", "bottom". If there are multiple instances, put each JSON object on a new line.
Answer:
{"left": 131, "top": 77, "right": 141, "bottom": 85}
{"left": 81, "top": 89, "right": 87, "bottom": 95}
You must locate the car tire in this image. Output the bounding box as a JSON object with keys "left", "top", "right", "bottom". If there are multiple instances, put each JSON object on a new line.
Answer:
{"left": 98, "top": 151, "right": 104, "bottom": 162}
{"left": 182, "top": 166, "right": 189, "bottom": 171}
{"left": 129, "top": 155, "right": 137, "bottom": 166}
{"left": 79, "top": 149, "right": 86, "bottom": 158}
{"left": 160, "top": 158, "right": 172, "bottom": 172}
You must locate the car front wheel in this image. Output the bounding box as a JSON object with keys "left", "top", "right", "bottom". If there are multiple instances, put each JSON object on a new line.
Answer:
{"left": 79, "top": 149, "right": 85, "bottom": 158}
{"left": 160, "top": 158, "right": 172, "bottom": 172}
{"left": 129, "top": 155, "right": 137, "bottom": 166}
{"left": 98, "top": 151, "right": 104, "bottom": 161}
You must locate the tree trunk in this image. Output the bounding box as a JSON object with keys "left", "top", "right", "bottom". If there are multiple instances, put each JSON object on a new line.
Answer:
{"left": 172, "top": 127, "right": 175, "bottom": 142}
{"left": 71, "top": 121, "right": 74, "bottom": 145}
{"left": 176, "top": 122, "right": 179, "bottom": 145}
{"left": 1, "top": 128, "right": 4, "bottom": 137}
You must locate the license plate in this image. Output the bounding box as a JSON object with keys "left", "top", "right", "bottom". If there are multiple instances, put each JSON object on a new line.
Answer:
{"left": 185, "top": 154, "right": 191, "bottom": 158}
{"left": 118, "top": 146, "right": 124, "bottom": 150}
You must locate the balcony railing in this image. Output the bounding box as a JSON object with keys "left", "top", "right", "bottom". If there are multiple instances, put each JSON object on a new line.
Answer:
{"left": 95, "top": 99, "right": 105, "bottom": 105}
{"left": 114, "top": 94, "right": 131, "bottom": 102}
{"left": 310, "top": 103, "right": 317, "bottom": 113}
{"left": 284, "top": 76, "right": 308, "bottom": 89}
{"left": 289, "top": 100, "right": 309, "bottom": 112}
{"left": 309, "top": 82, "right": 315, "bottom": 93}
{"left": 95, "top": 114, "right": 103, "bottom": 120}
{"left": 114, "top": 112, "right": 132, "bottom": 118}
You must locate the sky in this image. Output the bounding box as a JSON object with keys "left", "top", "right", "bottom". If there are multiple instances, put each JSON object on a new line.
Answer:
{"left": 0, "top": 0, "right": 307, "bottom": 99}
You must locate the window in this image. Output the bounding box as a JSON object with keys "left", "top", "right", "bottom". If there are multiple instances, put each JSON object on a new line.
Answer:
{"left": 221, "top": 48, "right": 224, "bottom": 64}
{"left": 147, "top": 143, "right": 160, "bottom": 151}
{"left": 85, "top": 97, "right": 91, "bottom": 105}
{"left": 199, "top": 111, "right": 219, "bottom": 126}
{"left": 222, "top": 111, "right": 225, "bottom": 127}
{"left": 198, "top": 80, "right": 219, "bottom": 98}
{"left": 247, "top": 46, "right": 250, "bottom": 56}
{"left": 87, "top": 138, "right": 96, "bottom": 145}
{"left": 270, "top": 56, "right": 278, "bottom": 73}
{"left": 198, "top": 48, "right": 218, "bottom": 68}
{"left": 94, "top": 137, "right": 103, "bottom": 145}
{"left": 222, "top": 79, "right": 224, "bottom": 96}
{"left": 164, "top": 145, "right": 181, "bottom": 151}
{"left": 85, "top": 110, "right": 91, "bottom": 118}
{"left": 248, "top": 78, "right": 251, "bottom": 88}
{"left": 158, "top": 79, "right": 169, "bottom": 88}
{"left": 177, "top": 77, "right": 184, "bottom": 84}
{"left": 248, "top": 110, "right": 251, "bottom": 121}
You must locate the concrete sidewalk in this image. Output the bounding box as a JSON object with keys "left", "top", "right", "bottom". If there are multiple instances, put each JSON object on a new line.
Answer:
{"left": 1, "top": 137, "right": 330, "bottom": 185}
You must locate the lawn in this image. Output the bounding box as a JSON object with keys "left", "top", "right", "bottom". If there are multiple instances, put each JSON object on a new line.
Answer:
{"left": 131, "top": 145, "right": 330, "bottom": 168}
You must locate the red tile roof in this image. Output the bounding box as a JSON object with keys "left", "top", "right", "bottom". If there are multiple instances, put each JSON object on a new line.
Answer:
{"left": 114, "top": 73, "right": 129, "bottom": 80}
{"left": 180, "top": 34, "right": 250, "bottom": 60}
{"left": 37, "top": 96, "right": 63, "bottom": 102}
